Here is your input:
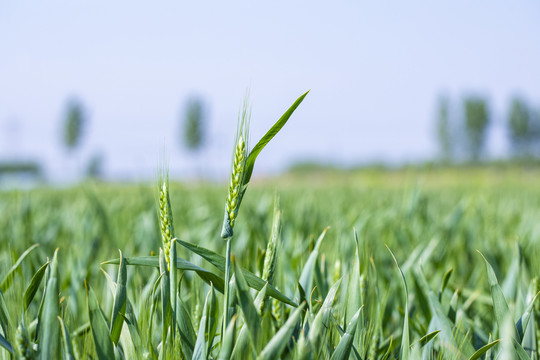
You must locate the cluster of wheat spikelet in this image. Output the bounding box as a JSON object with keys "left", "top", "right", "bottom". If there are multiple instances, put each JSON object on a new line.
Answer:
{"left": 158, "top": 178, "right": 174, "bottom": 269}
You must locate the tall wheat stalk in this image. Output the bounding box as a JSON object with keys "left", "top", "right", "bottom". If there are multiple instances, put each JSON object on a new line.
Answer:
{"left": 221, "top": 102, "right": 250, "bottom": 337}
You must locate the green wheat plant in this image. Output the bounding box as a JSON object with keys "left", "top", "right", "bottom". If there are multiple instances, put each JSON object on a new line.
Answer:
{"left": 2, "top": 92, "right": 540, "bottom": 360}
{"left": 219, "top": 91, "right": 310, "bottom": 338}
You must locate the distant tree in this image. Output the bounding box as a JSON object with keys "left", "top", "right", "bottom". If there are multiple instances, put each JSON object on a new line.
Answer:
{"left": 436, "top": 95, "right": 452, "bottom": 162}
{"left": 182, "top": 97, "right": 205, "bottom": 152}
{"left": 507, "top": 97, "right": 531, "bottom": 157}
{"left": 464, "top": 96, "right": 489, "bottom": 161}
{"left": 62, "top": 98, "right": 86, "bottom": 153}
{"left": 86, "top": 152, "right": 104, "bottom": 179}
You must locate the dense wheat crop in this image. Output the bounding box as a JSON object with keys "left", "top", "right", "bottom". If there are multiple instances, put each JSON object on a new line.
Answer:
{"left": 0, "top": 86, "right": 538, "bottom": 360}
{"left": 0, "top": 167, "right": 539, "bottom": 359}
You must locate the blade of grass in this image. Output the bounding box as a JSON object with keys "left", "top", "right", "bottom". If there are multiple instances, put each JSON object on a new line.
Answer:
{"left": 86, "top": 282, "right": 115, "bottom": 360}
{"left": 102, "top": 255, "right": 225, "bottom": 294}
{"left": 159, "top": 249, "right": 171, "bottom": 350}
{"left": 122, "top": 300, "right": 144, "bottom": 358}
{"left": 0, "top": 333, "right": 13, "bottom": 355}
{"left": 169, "top": 238, "right": 178, "bottom": 341}
{"left": 468, "top": 339, "right": 501, "bottom": 360}
{"left": 38, "top": 249, "right": 60, "bottom": 360}
{"left": 176, "top": 293, "right": 196, "bottom": 359}
{"left": 516, "top": 291, "right": 539, "bottom": 343}
{"left": 1, "top": 244, "right": 39, "bottom": 292}
{"left": 257, "top": 303, "right": 306, "bottom": 360}
{"left": 192, "top": 288, "right": 211, "bottom": 360}
{"left": 175, "top": 239, "right": 296, "bottom": 306}
{"left": 387, "top": 246, "right": 410, "bottom": 360}
{"left": 110, "top": 250, "right": 127, "bottom": 346}
{"left": 477, "top": 251, "right": 520, "bottom": 342}
{"left": 329, "top": 306, "right": 362, "bottom": 360}
{"left": 233, "top": 256, "right": 262, "bottom": 352}
{"left": 0, "top": 289, "right": 13, "bottom": 342}
{"left": 243, "top": 90, "right": 310, "bottom": 185}
{"left": 298, "top": 227, "right": 329, "bottom": 301}
{"left": 24, "top": 260, "right": 49, "bottom": 311}
{"left": 58, "top": 316, "right": 75, "bottom": 360}
{"left": 217, "top": 315, "right": 237, "bottom": 360}
{"left": 308, "top": 278, "right": 341, "bottom": 350}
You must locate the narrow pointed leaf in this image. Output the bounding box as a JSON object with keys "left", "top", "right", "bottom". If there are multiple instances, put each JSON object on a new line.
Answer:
{"left": 513, "top": 338, "right": 532, "bottom": 360}
{"left": 308, "top": 278, "right": 341, "bottom": 347}
{"left": 86, "top": 283, "right": 115, "bottom": 360}
{"left": 413, "top": 330, "right": 440, "bottom": 349}
{"left": 176, "top": 294, "right": 196, "bottom": 359}
{"left": 387, "top": 246, "right": 410, "bottom": 360}
{"left": 159, "top": 249, "right": 171, "bottom": 347}
{"left": 329, "top": 306, "right": 362, "bottom": 360}
{"left": 258, "top": 303, "right": 306, "bottom": 360}
{"left": 110, "top": 250, "right": 127, "bottom": 345}
{"left": 0, "top": 289, "right": 12, "bottom": 340}
{"left": 516, "top": 291, "right": 539, "bottom": 343}
{"left": 243, "top": 90, "right": 309, "bottom": 184}
{"left": 478, "top": 251, "right": 520, "bottom": 342}
{"left": 58, "top": 316, "right": 75, "bottom": 360}
{"left": 169, "top": 238, "right": 178, "bottom": 341}
{"left": 0, "top": 333, "right": 13, "bottom": 354}
{"left": 468, "top": 339, "right": 501, "bottom": 360}
{"left": 24, "top": 260, "right": 49, "bottom": 311}
{"left": 298, "top": 227, "right": 328, "bottom": 299}
{"left": 102, "top": 255, "right": 225, "bottom": 294}
{"left": 1, "top": 244, "right": 39, "bottom": 292}
{"left": 39, "top": 249, "right": 60, "bottom": 360}
{"left": 234, "top": 258, "right": 262, "bottom": 351}
{"left": 175, "top": 239, "right": 296, "bottom": 306}
{"left": 217, "top": 315, "right": 237, "bottom": 360}
{"left": 415, "top": 268, "right": 475, "bottom": 356}
{"left": 122, "top": 300, "right": 144, "bottom": 358}
{"left": 206, "top": 285, "right": 218, "bottom": 355}
{"left": 192, "top": 289, "right": 210, "bottom": 360}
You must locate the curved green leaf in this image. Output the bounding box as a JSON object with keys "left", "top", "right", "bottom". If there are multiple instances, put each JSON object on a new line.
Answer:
{"left": 1, "top": 244, "right": 39, "bottom": 292}
{"left": 110, "top": 250, "right": 127, "bottom": 346}
{"left": 24, "top": 260, "right": 49, "bottom": 311}
{"left": 175, "top": 239, "right": 296, "bottom": 306}
{"left": 468, "top": 339, "right": 501, "bottom": 360}
{"left": 258, "top": 303, "right": 306, "bottom": 360}
{"left": 39, "top": 249, "right": 60, "bottom": 360}
{"left": 0, "top": 333, "right": 13, "bottom": 355}
{"left": 102, "top": 255, "right": 224, "bottom": 293}
{"left": 243, "top": 90, "right": 309, "bottom": 185}
{"left": 478, "top": 251, "right": 520, "bottom": 342}
{"left": 330, "top": 306, "right": 362, "bottom": 360}
{"left": 86, "top": 283, "right": 115, "bottom": 360}
{"left": 387, "top": 246, "right": 409, "bottom": 360}
{"left": 298, "top": 227, "right": 328, "bottom": 300}
{"left": 58, "top": 316, "right": 75, "bottom": 360}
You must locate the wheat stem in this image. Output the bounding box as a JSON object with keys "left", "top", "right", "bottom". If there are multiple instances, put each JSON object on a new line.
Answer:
{"left": 221, "top": 101, "right": 250, "bottom": 339}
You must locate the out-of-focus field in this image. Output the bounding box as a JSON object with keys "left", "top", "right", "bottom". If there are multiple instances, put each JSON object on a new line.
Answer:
{"left": 0, "top": 167, "right": 539, "bottom": 359}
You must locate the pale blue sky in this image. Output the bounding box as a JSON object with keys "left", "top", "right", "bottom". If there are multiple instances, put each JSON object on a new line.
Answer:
{"left": 1, "top": 1, "right": 539, "bottom": 180}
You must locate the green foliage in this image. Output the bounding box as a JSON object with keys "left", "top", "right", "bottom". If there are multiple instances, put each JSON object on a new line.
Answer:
{"left": 464, "top": 96, "right": 489, "bottom": 161}
{"left": 1, "top": 164, "right": 540, "bottom": 358}
{"left": 507, "top": 96, "right": 540, "bottom": 157}
{"left": 62, "top": 98, "right": 86, "bottom": 152}
{"left": 436, "top": 95, "right": 452, "bottom": 161}
{"left": 509, "top": 97, "right": 531, "bottom": 143}
{"left": 183, "top": 97, "right": 206, "bottom": 152}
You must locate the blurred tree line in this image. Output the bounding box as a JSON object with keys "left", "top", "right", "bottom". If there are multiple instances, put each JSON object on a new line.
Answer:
{"left": 58, "top": 95, "right": 207, "bottom": 180}
{"left": 436, "top": 94, "right": 540, "bottom": 162}
{"left": 61, "top": 98, "right": 104, "bottom": 179}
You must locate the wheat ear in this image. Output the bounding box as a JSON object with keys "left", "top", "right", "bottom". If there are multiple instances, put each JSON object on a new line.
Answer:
{"left": 158, "top": 177, "right": 174, "bottom": 270}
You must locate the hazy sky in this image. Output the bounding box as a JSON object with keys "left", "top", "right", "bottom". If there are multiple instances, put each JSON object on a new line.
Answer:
{"left": 1, "top": 1, "right": 539, "bottom": 181}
